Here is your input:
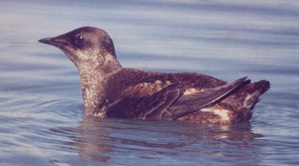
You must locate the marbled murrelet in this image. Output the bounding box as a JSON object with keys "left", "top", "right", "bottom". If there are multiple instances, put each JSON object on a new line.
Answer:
{"left": 39, "top": 26, "right": 270, "bottom": 124}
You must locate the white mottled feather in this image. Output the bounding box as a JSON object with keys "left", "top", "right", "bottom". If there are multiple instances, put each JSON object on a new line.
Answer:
{"left": 201, "top": 108, "right": 231, "bottom": 122}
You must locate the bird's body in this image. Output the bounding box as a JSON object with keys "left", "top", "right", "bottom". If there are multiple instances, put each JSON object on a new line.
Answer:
{"left": 39, "top": 26, "right": 270, "bottom": 124}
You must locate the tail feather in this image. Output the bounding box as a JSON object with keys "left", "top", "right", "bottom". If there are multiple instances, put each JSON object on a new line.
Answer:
{"left": 178, "top": 80, "right": 270, "bottom": 124}
{"left": 220, "top": 80, "right": 270, "bottom": 122}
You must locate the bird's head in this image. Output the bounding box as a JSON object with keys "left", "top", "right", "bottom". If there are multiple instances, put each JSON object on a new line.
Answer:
{"left": 39, "top": 26, "right": 121, "bottom": 73}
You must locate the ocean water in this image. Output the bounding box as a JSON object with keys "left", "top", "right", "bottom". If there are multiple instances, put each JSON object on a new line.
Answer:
{"left": 0, "top": 0, "right": 298, "bottom": 165}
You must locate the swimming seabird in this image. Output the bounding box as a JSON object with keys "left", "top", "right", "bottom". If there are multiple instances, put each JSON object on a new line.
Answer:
{"left": 39, "top": 26, "right": 270, "bottom": 124}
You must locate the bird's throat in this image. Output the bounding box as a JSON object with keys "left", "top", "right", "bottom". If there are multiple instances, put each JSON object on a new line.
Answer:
{"left": 78, "top": 63, "right": 107, "bottom": 115}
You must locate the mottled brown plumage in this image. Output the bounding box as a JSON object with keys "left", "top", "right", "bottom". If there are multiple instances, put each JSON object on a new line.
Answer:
{"left": 39, "top": 26, "right": 270, "bottom": 124}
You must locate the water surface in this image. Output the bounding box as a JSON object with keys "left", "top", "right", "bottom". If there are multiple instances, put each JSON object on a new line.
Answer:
{"left": 0, "top": 1, "right": 299, "bottom": 165}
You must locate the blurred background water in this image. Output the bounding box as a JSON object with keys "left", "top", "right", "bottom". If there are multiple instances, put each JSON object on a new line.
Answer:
{"left": 0, "top": 0, "right": 298, "bottom": 165}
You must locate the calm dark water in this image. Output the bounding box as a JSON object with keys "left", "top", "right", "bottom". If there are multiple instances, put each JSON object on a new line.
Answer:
{"left": 1, "top": 0, "right": 299, "bottom": 165}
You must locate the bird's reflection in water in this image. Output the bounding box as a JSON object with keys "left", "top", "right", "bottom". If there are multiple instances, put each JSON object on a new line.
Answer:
{"left": 74, "top": 116, "right": 113, "bottom": 162}
{"left": 71, "top": 115, "right": 263, "bottom": 163}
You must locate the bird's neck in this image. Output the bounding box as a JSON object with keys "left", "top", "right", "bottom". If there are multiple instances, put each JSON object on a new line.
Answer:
{"left": 77, "top": 59, "right": 122, "bottom": 115}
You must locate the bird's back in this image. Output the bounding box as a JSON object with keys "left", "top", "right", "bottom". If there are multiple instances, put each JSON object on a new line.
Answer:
{"left": 101, "top": 68, "right": 270, "bottom": 124}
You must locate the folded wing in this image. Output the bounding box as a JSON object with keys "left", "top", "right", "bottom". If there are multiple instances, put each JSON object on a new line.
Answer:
{"left": 105, "top": 77, "right": 250, "bottom": 120}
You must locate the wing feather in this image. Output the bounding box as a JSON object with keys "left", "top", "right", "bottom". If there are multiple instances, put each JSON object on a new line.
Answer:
{"left": 105, "top": 77, "right": 250, "bottom": 121}
{"left": 167, "top": 77, "right": 250, "bottom": 120}
{"left": 105, "top": 84, "right": 184, "bottom": 120}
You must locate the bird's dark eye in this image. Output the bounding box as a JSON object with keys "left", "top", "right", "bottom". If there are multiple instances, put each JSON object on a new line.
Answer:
{"left": 74, "top": 35, "right": 84, "bottom": 45}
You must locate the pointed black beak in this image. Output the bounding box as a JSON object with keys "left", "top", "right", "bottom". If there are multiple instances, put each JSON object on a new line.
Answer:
{"left": 38, "top": 36, "right": 69, "bottom": 47}
{"left": 39, "top": 37, "right": 55, "bottom": 45}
